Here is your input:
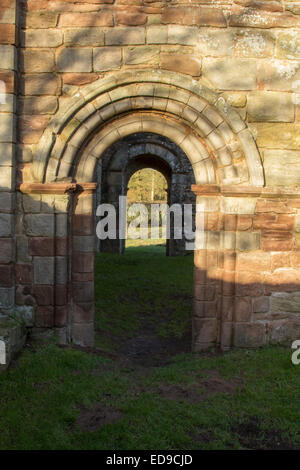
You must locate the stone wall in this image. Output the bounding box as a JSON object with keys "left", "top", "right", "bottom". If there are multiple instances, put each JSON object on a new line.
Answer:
{"left": 1, "top": 0, "right": 300, "bottom": 348}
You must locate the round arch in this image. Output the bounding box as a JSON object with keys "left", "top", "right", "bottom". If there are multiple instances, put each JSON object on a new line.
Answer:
{"left": 33, "top": 69, "right": 264, "bottom": 187}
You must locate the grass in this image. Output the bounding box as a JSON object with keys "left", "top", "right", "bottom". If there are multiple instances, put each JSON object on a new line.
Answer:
{"left": 0, "top": 241, "right": 299, "bottom": 450}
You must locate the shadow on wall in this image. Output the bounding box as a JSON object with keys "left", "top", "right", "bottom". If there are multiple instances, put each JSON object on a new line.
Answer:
{"left": 2, "top": 191, "right": 300, "bottom": 350}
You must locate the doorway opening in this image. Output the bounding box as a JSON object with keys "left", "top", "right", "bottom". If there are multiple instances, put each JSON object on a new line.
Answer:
{"left": 126, "top": 166, "right": 168, "bottom": 254}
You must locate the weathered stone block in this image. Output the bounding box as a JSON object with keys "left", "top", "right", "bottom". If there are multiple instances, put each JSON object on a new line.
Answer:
{"left": 21, "top": 74, "right": 60, "bottom": 96}
{"left": 0, "top": 316, "right": 26, "bottom": 372}
{"left": 253, "top": 123, "right": 300, "bottom": 150}
{"left": 198, "top": 30, "right": 235, "bottom": 57}
{"left": 168, "top": 26, "right": 198, "bottom": 46}
{"left": 22, "top": 29, "right": 63, "bottom": 48}
{"left": 161, "top": 54, "right": 201, "bottom": 77}
{"left": 106, "top": 27, "right": 145, "bottom": 45}
{"left": 25, "top": 11, "right": 58, "bottom": 28}
{"left": 0, "top": 288, "right": 14, "bottom": 310}
{"left": 33, "top": 257, "right": 54, "bottom": 285}
{"left": 247, "top": 91, "right": 294, "bottom": 122}
{"left": 235, "top": 30, "right": 275, "bottom": 58}
{"left": 277, "top": 32, "right": 300, "bottom": 60}
{"left": 20, "top": 96, "right": 58, "bottom": 115}
{"left": 203, "top": 58, "right": 257, "bottom": 90}
{"left": 65, "top": 28, "right": 105, "bottom": 46}
{"left": 264, "top": 149, "right": 300, "bottom": 186}
{"left": 0, "top": 214, "right": 12, "bottom": 237}
{"left": 59, "top": 12, "right": 113, "bottom": 28}
{"left": 20, "top": 50, "right": 55, "bottom": 73}
{"left": 270, "top": 292, "right": 300, "bottom": 313}
{"left": 147, "top": 26, "right": 168, "bottom": 44}
{"left": 93, "top": 47, "right": 122, "bottom": 71}
{"left": 221, "top": 197, "right": 256, "bottom": 215}
{"left": 257, "top": 59, "right": 300, "bottom": 91}
{"left": 253, "top": 296, "right": 270, "bottom": 313}
{"left": 24, "top": 214, "right": 54, "bottom": 237}
{"left": 57, "top": 48, "right": 93, "bottom": 72}
{"left": 0, "top": 45, "right": 16, "bottom": 70}
{"left": 72, "top": 321, "right": 94, "bottom": 347}
{"left": 234, "top": 322, "right": 266, "bottom": 348}
{"left": 0, "top": 113, "right": 15, "bottom": 143}
{"left": 0, "top": 168, "right": 14, "bottom": 191}
{"left": 124, "top": 46, "right": 160, "bottom": 65}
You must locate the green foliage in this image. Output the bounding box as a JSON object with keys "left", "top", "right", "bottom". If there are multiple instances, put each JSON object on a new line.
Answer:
{"left": 127, "top": 169, "right": 168, "bottom": 203}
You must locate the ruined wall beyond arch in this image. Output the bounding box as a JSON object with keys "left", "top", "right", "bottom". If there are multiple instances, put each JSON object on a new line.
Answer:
{"left": 2, "top": 0, "right": 300, "bottom": 349}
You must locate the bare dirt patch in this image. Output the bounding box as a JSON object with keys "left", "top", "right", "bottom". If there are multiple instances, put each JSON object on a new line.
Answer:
{"left": 157, "top": 370, "right": 241, "bottom": 404}
{"left": 76, "top": 405, "right": 123, "bottom": 432}
{"left": 232, "top": 416, "right": 299, "bottom": 450}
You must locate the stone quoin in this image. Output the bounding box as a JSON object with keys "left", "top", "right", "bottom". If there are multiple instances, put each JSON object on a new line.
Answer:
{"left": 1, "top": 0, "right": 300, "bottom": 351}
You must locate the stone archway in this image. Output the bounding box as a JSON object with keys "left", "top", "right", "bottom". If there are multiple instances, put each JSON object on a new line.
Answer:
{"left": 96, "top": 132, "right": 196, "bottom": 256}
{"left": 24, "top": 69, "right": 264, "bottom": 349}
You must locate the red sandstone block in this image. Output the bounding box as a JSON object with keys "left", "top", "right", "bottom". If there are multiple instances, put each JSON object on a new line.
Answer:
{"left": 194, "top": 284, "right": 215, "bottom": 302}
{"left": 194, "top": 267, "right": 206, "bottom": 285}
{"left": 290, "top": 252, "right": 300, "bottom": 268}
{"left": 73, "top": 302, "right": 94, "bottom": 324}
{"left": 206, "top": 251, "right": 219, "bottom": 269}
{"left": 0, "top": 264, "right": 13, "bottom": 287}
{"left": 222, "top": 271, "right": 235, "bottom": 296}
{"left": 254, "top": 213, "right": 294, "bottom": 231}
{"left": 0, "top": 238, "right": 13, "bottom": 264}
{"left": 222, "top": 252, "right": 237, "bottom": 271}
{"left": 58, "top": 12, "right": 114, "bottom": 27}
{"left": 72, "top": 282, "right": 94, "bottom": 303}
{"left": 234, "top": 322, "right": 266, "bottom": 348}
{"left": 193, "top": 299, "right": 218, "bottom": 318}
{"left": 271, "top": 252, "right": 290, "bottom": 270}
{"left": 33, "top": 285, "right": 54, "bottom": 306}
{"left": 265, "top": 269, "right": 300, "bottom": 293}
{"left": 0, "top": 71, "right": 15, "bottom": 94}
{"left": 162, "top": 6, "right": 226, "bottom": 27}
{"left": 253, "top": 296, "right": 270, "bottom": 314}
{"left": 72, "top": 252, "right": 94, "bottom": 273}
{"left": 288, "top": 199, "right": 300, "bottom": 209}
{"left": 15, "top": 264, "right": 32, "bottom": 284}
{"left": 253, "top": 213, "right": 276, "bottom": 229}
{"left": 224, "top": 215, "right": 237, "bottom": 231}
{"left": 56, "top": 238, "right": 68, "bottom": 256}
{"left": 193, "top": 317, "right": 218, "bottom": 344}
{"left": 221, "top": 296, "right": 234, "bottom": 322}
{"left": 262, "top": 230, "right": 292, "bottom": 240}
{"left": 161, "top": 54, "right": 201, "bottom": 77}
{"left": 255, "top": 200, "right": 295, "bottom": 214}
{"left": 235, "top": 297, "right": 252, "bottom": 322}
{"left": 36, "top": 306, "right": 54, "bottom": 328}
{"left": 72, "top": 272, "right": 94, "bottom": 282}
{"left": 62, "top": 73, "right": 99, "bottom": 86}
{"left": 237, "top": 251, "right": 271, "bottom": 272}
{"left": 29, "top": 237, "right": 54, "bottom": 256}
{"left": 73, "top": 215, "right": 94, "bottom": 236}
{"left": 19, "top": 115, "right": 50, "bottom": 145}
{"left": 261, "top": 239, "right": 294, "bottom": 252}
{"left": 237, "top": 215, "right": 252, "bottom": 231}
{"left": 0, "top": 24, "right": 15, "bottom": 45}
{"left": 194, "top": 250, "right": 207, "bottom": 269}
{"left": 236, "top": 270, "right": 264, "bottom": 297}
{"left": 55, "top": 285, "right": 67, "bottom": 306}
{"left": 115, "top": 9, "right": 147, "bottom": 25}
{"left": 55, "top": 306, "right": 67, "bottom": 328}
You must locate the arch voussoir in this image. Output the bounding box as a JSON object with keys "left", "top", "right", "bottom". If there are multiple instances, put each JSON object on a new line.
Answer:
{"left": 33, "top": 69, "right": 264, "bottom": 187}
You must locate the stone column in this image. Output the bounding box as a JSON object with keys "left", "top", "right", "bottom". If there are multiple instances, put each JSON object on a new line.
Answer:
{"left": 0, "top": 1, "right": 17, "bottom": 313}
{"left": 71, "top": 183, "right": 97, "bottom": 347}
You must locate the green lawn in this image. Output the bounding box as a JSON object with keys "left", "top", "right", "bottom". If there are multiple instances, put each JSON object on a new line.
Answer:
{"left": 0, "top": 242, "right": 300, "bottom": 450}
